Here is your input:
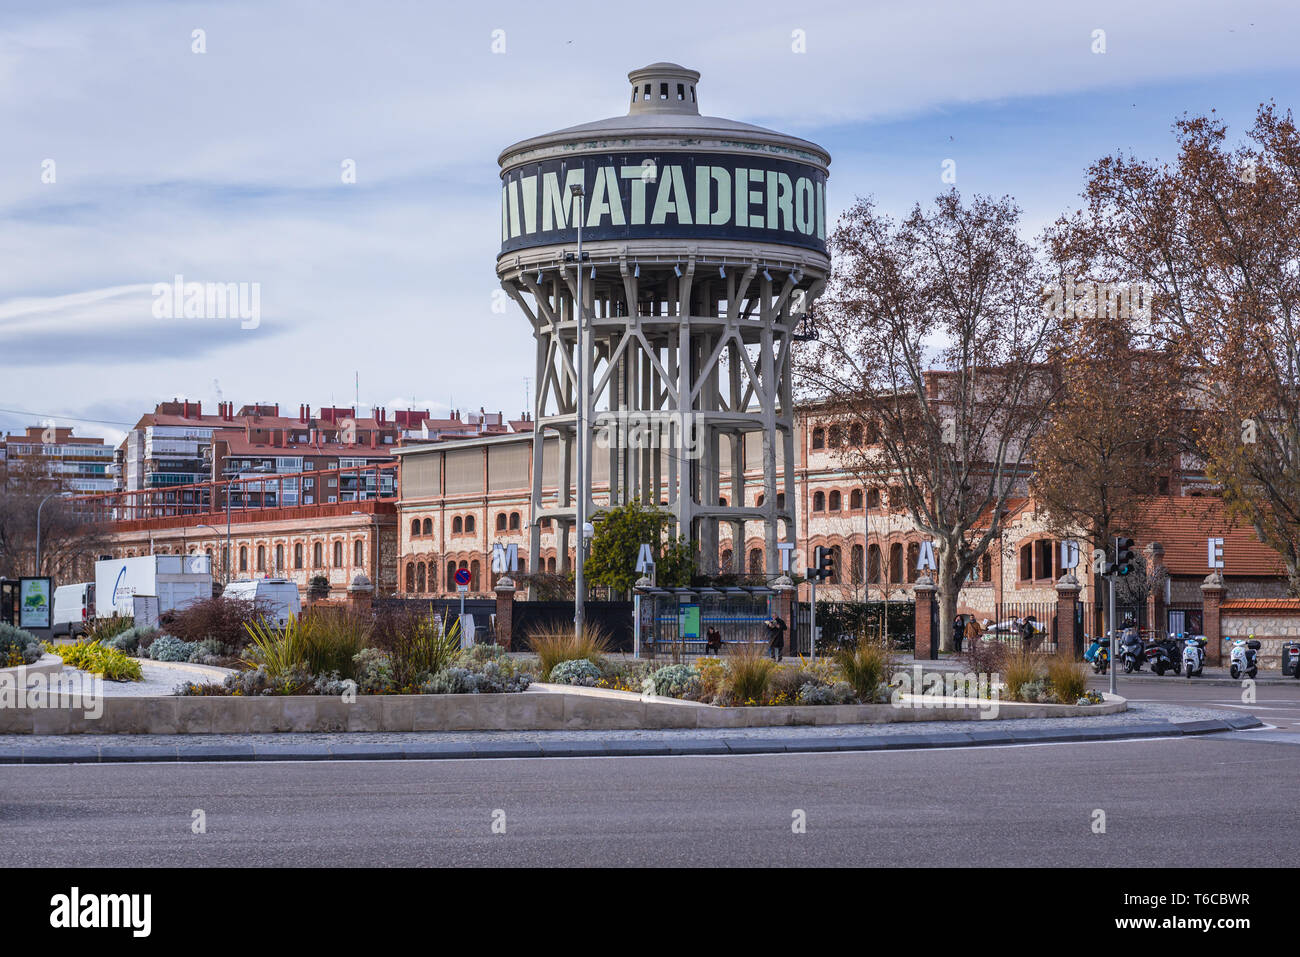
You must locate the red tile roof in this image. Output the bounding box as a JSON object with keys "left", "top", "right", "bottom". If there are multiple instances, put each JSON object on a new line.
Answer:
{"left": 1134, "top": 496, "right": 1286, "bottom": 577}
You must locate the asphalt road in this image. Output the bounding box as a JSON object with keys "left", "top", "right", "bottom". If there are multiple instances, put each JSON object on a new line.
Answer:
{"left": 1090, "top": 672, "right": 1300, "bottom": 731}
{"left": 3, "top": 733, "right": 1298, "bottom": 867}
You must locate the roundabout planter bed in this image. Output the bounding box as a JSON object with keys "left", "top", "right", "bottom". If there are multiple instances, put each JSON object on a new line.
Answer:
{"left": 0, "top": 683, "right": 1125, "bottom": 735}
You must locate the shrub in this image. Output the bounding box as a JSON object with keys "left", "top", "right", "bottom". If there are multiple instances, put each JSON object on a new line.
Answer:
{"left": 163, "top": 597, "right": 268, "bottom": 650}
{"left": 45, "top": 639, "right": 143, "bottom": 682}
{"left": 964, "top": 635, "right": 1008, "bottom": 678}
{"left": 550, "top": 659, "right": 601, "bottom": 687}
{"left": 390, "top": 612, "right": 462, "bottom": 687}
{"left": 768, "top": 664, "right": 818, "bottom": 703}
{"left": 299, "top": 606, "right": 370, "bottom": 679}
{"left": 84, "top": 616, "right": 134, "bottom": 644}
{"left": 147, "top": 635, "right": 198, "bottom": 662}
{"left": 725, "top": 644, "right": 776, "bottom": 704}
{"left": 694, "top": 656, "right": 727, "bottom": 700}
{"left": 461, "top": 642, "right": 506, "bottom": 666}
{"left": 420, "top": 659, "right": 531, "bottom": 695}
{"left": 796, "top": 681, "right": 856, "bottom": 706}
{"left": 834, "top": 637, "right": 892, "bottom": 702}
{"left": 1004, "top": 649, "right": 1044, "bottom": 701}
{"left": 0, "top": 623, "right": 41, "bottom": 666}
{"left": 1046, "top": 656, "right": 1088, "bottom": 703}
{"left": 526, "top": 625, "right": 611, "bottom": 680}
{"left": 353, "top": 648, "right": 396, "bottom": 694}
{"left": 643, "top": 663, "right": 700, "bottom": 698}
{"left": 243, "top": 615, "right": 308, "bottom": 678}
{"left": 104, "top": 625, "right": 157, "bottom": 654}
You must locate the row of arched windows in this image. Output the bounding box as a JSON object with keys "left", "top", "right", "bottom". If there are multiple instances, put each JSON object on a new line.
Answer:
{"left": 147, "top": 539, "right": 365, "bottom": 575}
{"left": 811, "top": 487, "right": 901, "bottom": 513}
{"left": 810, "top": 421, "right": 879, "bottom": 450}
{"left": 411, "top": 512, "right": 524, "bottom": 538}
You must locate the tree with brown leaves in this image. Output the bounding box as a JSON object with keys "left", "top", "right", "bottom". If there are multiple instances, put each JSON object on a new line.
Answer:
{"left": 798, "top": 190, "right": 1059, "bottom": 652}
{"left": 1053, "top": 104, "right": 1300, "bottom": 594}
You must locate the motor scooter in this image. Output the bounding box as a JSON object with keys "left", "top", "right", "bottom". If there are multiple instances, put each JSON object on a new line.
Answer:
{"left": 1284, "top": 640, "right": 1300, "bottom": 679}
{"left": 1182, "top": 635, "right": 1208, "bottom": 677}
{"left": 1143, "top": 634, "right": 1179, "bottom": 676}
{"left": 1118, "top": 627, "right": 1146, "bottom": 673}
{"left": 1229, "top": 635, "right": 1260, "bottom": 680}
{"left": 1084, "top": 633, "right": 1110, "bottom": 674}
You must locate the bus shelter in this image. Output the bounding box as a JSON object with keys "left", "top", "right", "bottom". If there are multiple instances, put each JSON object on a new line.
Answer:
{"left": 636, "top": 585, "right": 778, "bottom": 658}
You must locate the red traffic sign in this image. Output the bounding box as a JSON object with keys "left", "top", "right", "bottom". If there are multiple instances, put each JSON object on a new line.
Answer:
{"left": 454, "top": 568, "right": 472, "bottom": 587}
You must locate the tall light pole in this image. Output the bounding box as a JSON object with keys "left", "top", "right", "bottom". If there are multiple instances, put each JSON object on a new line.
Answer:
{"left": 571, "top": 180, "right": 588, "bottom": 636}
{"left": 35, "top": 491, "right": 66, "bottom": 577}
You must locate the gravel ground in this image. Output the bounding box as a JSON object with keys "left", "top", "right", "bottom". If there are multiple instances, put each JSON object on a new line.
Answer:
{"left": 47, "top": 659, "right": 232, "bottom": 697}
{"left": 0, "top": 700, "right": 1246, "bottom": 752}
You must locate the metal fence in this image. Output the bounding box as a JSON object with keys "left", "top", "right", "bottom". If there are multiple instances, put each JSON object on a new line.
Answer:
{"left": 799, "top": 600, "right": 916, "bottom": 656}
{"left": 513, "top": 600, "right": 635, "bottom": 652}
{"left": 977, "top": 601, "right": 1060, "bottom": 654}
{"left": 642, "top": 591, "right": 777, "bottom": 659}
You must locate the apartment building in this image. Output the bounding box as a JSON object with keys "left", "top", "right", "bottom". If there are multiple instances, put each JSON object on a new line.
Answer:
{"left": 0, "top": 426, "right": 115, "bottom": 493}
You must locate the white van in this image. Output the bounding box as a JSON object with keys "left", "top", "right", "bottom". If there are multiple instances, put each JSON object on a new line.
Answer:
{"left": 221, "top": 579, "right": 302, "bottom": 628}
{"left": 52, "top": 582, "right": 96, "bottom": 638}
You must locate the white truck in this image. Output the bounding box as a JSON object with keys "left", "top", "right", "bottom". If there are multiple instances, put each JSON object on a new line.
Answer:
{"left": 94, "top": 555, "right": 213, "bottom": 620}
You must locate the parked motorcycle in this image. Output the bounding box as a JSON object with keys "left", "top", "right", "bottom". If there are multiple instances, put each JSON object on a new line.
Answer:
{"left": 1229, "top": 635, "right": 1260, "bottom": 680}
{"left": 1144, "top": 634, "right": 1180, "bottom": 676}
{"left": 1084, "top": 633, "right": 1110, "bottom": 674}
{"left": 1182, "top": 635, "right": 1208, "bottom": 677}
{"left": 1118, "top": 627, "right": 1146, "bottom": 673}
{"left": 1283, "top": 641, "right": 1300, "bottom": 678}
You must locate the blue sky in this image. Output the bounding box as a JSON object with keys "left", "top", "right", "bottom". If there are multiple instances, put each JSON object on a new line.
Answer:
{"left": 2, "top": 0, "right": 1298, "bottom": 446}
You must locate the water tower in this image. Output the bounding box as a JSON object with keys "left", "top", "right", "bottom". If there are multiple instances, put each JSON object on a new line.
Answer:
{"left": 496, "top": 62, "right": 831, "bottom": 581}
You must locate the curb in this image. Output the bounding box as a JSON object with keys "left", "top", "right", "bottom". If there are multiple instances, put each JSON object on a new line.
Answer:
{"left": 0, "top": 716, "right": 1263, "bottom": 765}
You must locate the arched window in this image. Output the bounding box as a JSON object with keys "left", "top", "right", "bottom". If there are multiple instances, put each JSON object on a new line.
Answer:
{"left": 496, "top": 513, "right": 507, "bottom": 531}
{"left": 812, "top": 427, "right": 825, "bottom": 449}
{"left": 756, "top": 493, "right": 765, "bottom": 507}
{"left": 889, "top": 542, "right": 903, "bottom": 583}
{"left": 426, "top": 562, "right": 436, "bottom": 591}
{"left": 312, "top": 542, "right": 323, "bottom": 568}
{"left": 777, "top": 492, "right": 785, "bottom": 510}
{"left": 720, "top": 549, "right": 733, "bottom": 572}
{"left": 830, "top": 545, "right": 843, "bottom": 583}
{"left": 256, "top": 545, "right": 266, "bottom": 571}
{"left": 470, "top": 560, "right": 480, "bottom": 591}
{"left": 239, "top": 546, "right": 248, "bottom": 572}
{"left": 982, "top": 553, "right": 992, "bottom": 582}
{"left": 547, "top": 557, "right": 556, "bottom": 573}
{"left": 828, "top": 425, "right": 843, "bottom": 447}
{"left": 719, "top": 496, "right": 728, "bottom": 506}
{"left": 748, "top": 548, "right": 763, "bottom": 576}
{"left": 907, "top": 542, "right": 920, "bottom": 583}
{"left": 416, "top": 563, "right": 426, "bottom": 592}
{"left": 867, "top": 544, "right": 882, "bottom": 584}
{"left": 453, "top": 516, "right": 463, "bottom": 533}
{"left": 333, "top": 541, "right": 343, "bottom": 567}
{"left": 850, "top": 488, "right": 863, "bottom": 510}
{"left": 867, "top": 488, "right": 881, "bottom": 509}
{"left": 851, "top": 543, "right": 864, "bottom": 584}
{"left": 828, "top": 490, "right": 841, "bottom": 511}
{"left": 849, "top": 423, "right": 863, "bottom": 446}
{"left": 813, "top": 491, "right": 825, "bottom": 511}
{"left": 465, "top": 515, "right": 476, "bottom": 533}
{"left": 276, "top": 544, "right": 285, "bottom": 573}
{"left": 405, "top": 562, "right": 415, "bottom": 592}
{"left": 509, "top": 512, "right": 520, "bottom": 530}
{"left": 422, "top": 518, "right": 432, "bottom": 535}
{"left": 294, "top": 544, "right": 303, "bottom": 569}
{"left": 411, "top": 519, "right": 420, "bottom": 537}
{"left": 354, "top": 540, "right": 363, "bottom": 566}
{"left": 446, "top": 561, "right": 456, "bottom": 592}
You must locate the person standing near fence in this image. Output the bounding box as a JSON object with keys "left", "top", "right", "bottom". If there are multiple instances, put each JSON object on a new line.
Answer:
{"left": 765, "top": 615, "right": 787, "bottom": 661}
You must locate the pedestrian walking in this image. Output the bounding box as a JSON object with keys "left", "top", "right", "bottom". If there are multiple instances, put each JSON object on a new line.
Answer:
{"left": 765, "top": 615, "right": 787, "bottom": 661}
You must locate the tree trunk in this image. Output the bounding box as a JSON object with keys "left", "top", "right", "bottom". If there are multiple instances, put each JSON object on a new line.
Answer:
{"left": 937, "top": 547, "right": 959, "bottom": 653}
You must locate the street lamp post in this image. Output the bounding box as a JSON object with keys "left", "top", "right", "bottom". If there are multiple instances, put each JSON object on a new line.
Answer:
{"left": 35, "top": 491, "right": 66, "bottom": 576}
{"left": 571, "top": 180, "right": 588, "bottom": 637}
{"left": 219, "top": 466, "right": 271, "bottom": 586}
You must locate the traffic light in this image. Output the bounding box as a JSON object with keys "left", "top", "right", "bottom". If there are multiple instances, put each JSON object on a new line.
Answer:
{"left": 1115, "top": 537, "right": 1136, "bottom": 576}
{"left": 813, "top": 546, "right": 835, "bottom": 582}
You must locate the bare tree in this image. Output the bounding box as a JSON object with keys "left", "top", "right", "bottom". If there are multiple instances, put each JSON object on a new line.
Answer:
{"left": 0, "top": 463, "right": 109, "bottom": 581}
{"left": 798, "top": 190, "right": 1059, "bottom": 651}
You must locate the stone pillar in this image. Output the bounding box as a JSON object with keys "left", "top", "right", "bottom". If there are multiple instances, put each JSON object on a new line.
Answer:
{"left": 1055, "top": 572, "right": 1080, "bottom": 658}
{"left": 494, "top": 576, "right": 516, "bottom": 649}
{"left": 346, "top": 573, "right": 374, "bottom": 612}
{"left": 1201, "top": 570, "right": 1224, "bottom": 666}
{"left": 1145, "top": 542, "right": 1166, "bottom": 639}
{"left": 914, "top": 575, "right": 936, "bottom": 661}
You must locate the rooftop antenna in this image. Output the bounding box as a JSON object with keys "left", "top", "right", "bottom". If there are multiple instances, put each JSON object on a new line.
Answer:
{"left": 355, "top": 371, "right": 360, "bottom": 412}
{"left": 524, "top": 377, "right": 531, "bottom": 416}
